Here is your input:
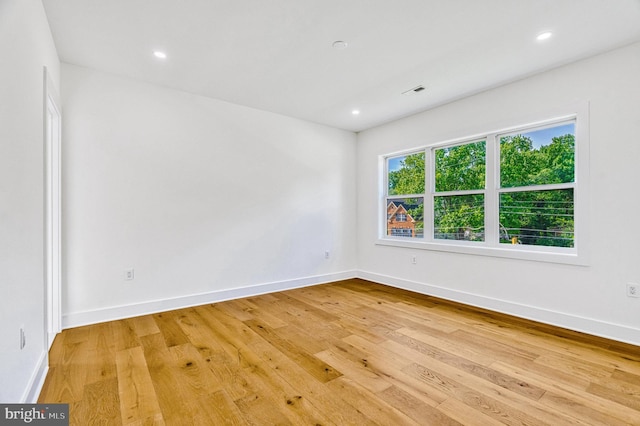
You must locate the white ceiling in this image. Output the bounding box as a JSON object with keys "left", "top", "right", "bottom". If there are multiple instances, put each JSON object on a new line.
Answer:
{"left": 42, "top": 0, "right": 640, "bottom": 132}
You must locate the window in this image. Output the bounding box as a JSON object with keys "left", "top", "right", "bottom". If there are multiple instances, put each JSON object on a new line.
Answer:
{"left": 434, "top": 140, "right": 486, "bottom": 242}
{"left": 385, "top": 153, "right": 425, "bottom": 239}
{"left": 498, "top": 124, "right": 575, "bottom": 247}
{"left": 379, "top": 112, "right": 587, "bottom": 264}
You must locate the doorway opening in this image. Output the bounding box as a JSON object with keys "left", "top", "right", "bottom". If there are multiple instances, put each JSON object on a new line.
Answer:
{"left": 44, "top": 67, "right": 61, "bottom": 349}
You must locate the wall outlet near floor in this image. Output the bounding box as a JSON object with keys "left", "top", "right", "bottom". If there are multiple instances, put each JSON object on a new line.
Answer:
{"left": 411, "top": 255, "right": 417, "bottom": 265}
{"left": 627, "top": 283, "right": 639, "bottom": 298}
{"left": 125, "top": 268, "right": 135, "bottom": 281}
{"left": 19, "top": 326, "right": 26, "bottom": 350}
{"left": 325, "top": 250, "right": 330, "bottom": 259}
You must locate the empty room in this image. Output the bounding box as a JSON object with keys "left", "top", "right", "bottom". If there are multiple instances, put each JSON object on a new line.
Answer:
{"left": 2, "top": 0, "right": 640, "bottom": 424}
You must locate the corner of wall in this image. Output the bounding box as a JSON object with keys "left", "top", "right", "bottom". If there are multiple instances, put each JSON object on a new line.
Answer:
{"left": 22, "top": 351, "right": 49, "bottom": 403}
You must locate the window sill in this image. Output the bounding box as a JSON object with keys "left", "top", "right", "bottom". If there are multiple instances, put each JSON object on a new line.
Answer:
{"left": 375, "top": 238, "right": 588, "bottom": 266}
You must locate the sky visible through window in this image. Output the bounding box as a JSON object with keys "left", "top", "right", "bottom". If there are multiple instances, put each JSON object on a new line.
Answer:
{"left": 520, "top": 123, "right": 574, "bottom": 149}
{"left": 388, "top": 156, "right": 405, "bottom": 173}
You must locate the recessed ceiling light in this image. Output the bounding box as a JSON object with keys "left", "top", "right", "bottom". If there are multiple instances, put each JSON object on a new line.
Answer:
{"left": 332, "top": 41, "right": 348, "bottom": 50}
{"left": 153, "top": 51, "right": 167, "bottom": 59}
{"left": 352, "top": 109, "right": 360, "bottom": 115}
{"left": 536, "top": 31, "right": 553, "bottom": 41}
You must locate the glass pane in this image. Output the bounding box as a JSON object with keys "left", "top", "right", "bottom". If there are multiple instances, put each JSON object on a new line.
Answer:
{"left": 434, "top": 194, "right": 484, "bottom": 241}
{"left": 435, "top": 140, "right": 485, "bottom": 192}
{"left": 500, "top": 123, "right": 575, "bottom": 188}
{"left": 388, "top": 152, "right": 425, "bottom": 196}
{"left": 387, "top": 197, "right": 424, "bottom": 239}
{"left": 499, "top": 189, "right": 574, "bottom": 247}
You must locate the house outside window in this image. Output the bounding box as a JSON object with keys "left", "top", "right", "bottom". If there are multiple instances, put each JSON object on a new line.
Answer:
{"left": 387, "top": 201, "right": 417, "bottom": 237}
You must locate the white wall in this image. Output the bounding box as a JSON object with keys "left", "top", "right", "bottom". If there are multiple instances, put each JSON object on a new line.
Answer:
{"left": 0, "top": 0, "right": 60, "bottom": 402}
{"left": 357, "top": 42, "right": 640, "bottom": 345}
{"left": 61, "top": 64, "right": 357, "bottom": 326}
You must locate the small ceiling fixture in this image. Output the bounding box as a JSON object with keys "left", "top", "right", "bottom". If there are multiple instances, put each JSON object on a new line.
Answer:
{"left": 332, "top": 41, "right": 348, "bottom": 50}
{"left": 153, "top": 50, "right": 167, "bottom": 59}
{"left": 536, "top": 31, "right": 553, "bottom": 41}
{"left": 352, "top": 109, "right": 360, "bottom": 115}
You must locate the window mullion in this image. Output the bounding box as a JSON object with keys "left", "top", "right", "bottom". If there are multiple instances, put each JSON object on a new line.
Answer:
{"left": 425, "top": 148, "right": 434, "bottom": 242}
{"left": 485, "top": 134, "right": 498, "bottom": 246}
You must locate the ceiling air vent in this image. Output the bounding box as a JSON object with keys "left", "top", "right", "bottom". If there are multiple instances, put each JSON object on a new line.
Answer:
{"left": 402, "top": 85, "right": 426, "bottom": 95}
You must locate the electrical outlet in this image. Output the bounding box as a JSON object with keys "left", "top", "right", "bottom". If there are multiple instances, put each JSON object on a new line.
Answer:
{"left": 627, "top": 283, "right": 639, "bottom": 298}
{"left": 19, "top": 326, "right": 26, "bottom": 350}
{"left": 411, "top": 255, "right": 417, "bottom": 265}
{"left": 125, "top": 268, "right": 135, "bottom": 281}
{"left": 325, "top": 251, "right": 330, "bottom": 259}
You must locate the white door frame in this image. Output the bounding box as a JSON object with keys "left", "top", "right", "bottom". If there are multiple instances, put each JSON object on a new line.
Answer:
{"left": 44, "top": 67, "right": 61, "bottom": 349}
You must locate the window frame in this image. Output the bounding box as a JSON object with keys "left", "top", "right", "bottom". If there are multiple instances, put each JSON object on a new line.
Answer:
{"left": 432, "top": 139, "right": 487, "bottom": 242}
{"left": 377, "top": 106, "right": 589, "bottom": 265}
{"left": 384, "top": 152, "right": 426, "bottom": 240}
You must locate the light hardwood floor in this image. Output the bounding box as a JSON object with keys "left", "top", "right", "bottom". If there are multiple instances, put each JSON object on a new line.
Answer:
{"left": 39, "top": 279, "right": 640, "bottom": 425}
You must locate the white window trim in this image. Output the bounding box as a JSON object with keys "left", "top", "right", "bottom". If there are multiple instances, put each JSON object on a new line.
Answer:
{"left": 377, "top": 104, "right": 590, "bottom": 266}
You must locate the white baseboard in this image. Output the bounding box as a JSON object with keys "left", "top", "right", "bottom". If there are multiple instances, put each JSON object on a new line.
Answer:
{"left": 357, "top": 270, "right": 640, "bottom": 347}
{"left": 22, "top": 350, "right": 48, "bottom": 403}
{"left": 63, "top": 270, "right": 357, "bottom": 329}
{"left": 61, "top": 268, "right": 640, "bottom": 347}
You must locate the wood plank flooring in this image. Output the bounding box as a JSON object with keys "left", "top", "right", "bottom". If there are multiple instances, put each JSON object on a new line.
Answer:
{"left": 38, "top": 279, "right": 640, "bottom": 425}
